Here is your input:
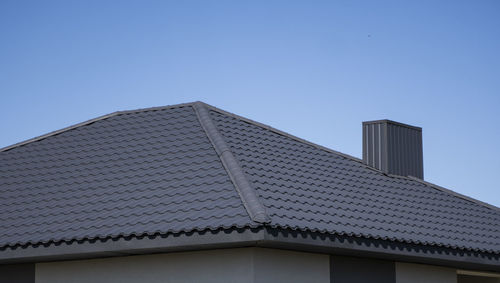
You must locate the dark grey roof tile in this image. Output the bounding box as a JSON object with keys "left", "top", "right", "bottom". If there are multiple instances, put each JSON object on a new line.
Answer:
{"left": 0, "top": 105, "right": 253, "bottom": 248}
{"left": 209, "top": 108, "right": 500, "bottom": 253}
{"left": 1, "top": 102, "right": 499, "bottom": 256}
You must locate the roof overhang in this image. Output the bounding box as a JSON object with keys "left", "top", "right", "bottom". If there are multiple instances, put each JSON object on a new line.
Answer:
{"left": 1, "top": 228, "right": 499, "bottom": 272}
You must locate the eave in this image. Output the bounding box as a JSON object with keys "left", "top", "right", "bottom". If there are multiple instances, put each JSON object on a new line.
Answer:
{"left": 1, "top": 228, "right": 498, "bottom": 272}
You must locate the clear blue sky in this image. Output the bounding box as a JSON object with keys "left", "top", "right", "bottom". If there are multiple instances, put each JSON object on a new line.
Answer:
{"left": 1, "top": 1, "right": 499, "bottom": 206}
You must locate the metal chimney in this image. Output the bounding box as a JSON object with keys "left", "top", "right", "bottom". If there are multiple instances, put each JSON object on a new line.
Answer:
{"left": 362, "top": 120, "right": 423, "bottom": 179}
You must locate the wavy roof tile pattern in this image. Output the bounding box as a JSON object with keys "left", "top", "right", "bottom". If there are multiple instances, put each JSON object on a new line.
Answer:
{"left": 0, "top": 105, "right": 254, "bottom": 248}
{"left": 1, "top": 102, "right": 499, "bottom": 255}
{"left": 209, "top": 108, "right": 500, "bottom": 253}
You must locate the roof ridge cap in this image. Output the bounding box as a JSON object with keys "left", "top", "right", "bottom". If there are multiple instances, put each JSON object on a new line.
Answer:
{"left": 203, "top": 103, "right": 500, "bottom": 212}
{"left": 192, "top": 102, "right": 271, "bottom": 224}
{"left": 0, "top": 102, "right": 196, "bottom": 153}
{"left": 406, "top": 176, "right": 500, "bottom": 213}
{"left": 0, "top": 111, "right": 121, "bottom": 152}
{"left": 202, "top": 103, "right": 368, "bottom": 164}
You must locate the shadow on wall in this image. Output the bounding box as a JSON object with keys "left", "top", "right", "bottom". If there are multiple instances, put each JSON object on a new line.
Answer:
{"left": 458, "top": 274, "right": 500, "bottom": 283}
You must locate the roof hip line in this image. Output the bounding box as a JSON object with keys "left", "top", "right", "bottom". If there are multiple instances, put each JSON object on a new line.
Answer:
{"left": 192, "top": 102, "right": 271, "bottom": 224}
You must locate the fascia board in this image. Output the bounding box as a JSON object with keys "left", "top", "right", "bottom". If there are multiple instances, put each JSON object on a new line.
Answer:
{"left": 260, "top": 228, "right": 500, "bottom": 273}
{"left": 0, "top": 229, "right": 264, "bottom": 264}
{"left": 1, "top": 228, "right": 498, "bottom": 272}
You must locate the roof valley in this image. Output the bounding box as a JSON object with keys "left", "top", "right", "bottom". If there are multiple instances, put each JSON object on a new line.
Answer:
{"left": 192, "top": 102, "right": 271, "bottom": 224}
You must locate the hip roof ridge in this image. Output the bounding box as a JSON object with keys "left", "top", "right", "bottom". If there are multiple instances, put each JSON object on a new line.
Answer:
{"left": 193, "top": 102, "right": 270, "bottom": 224}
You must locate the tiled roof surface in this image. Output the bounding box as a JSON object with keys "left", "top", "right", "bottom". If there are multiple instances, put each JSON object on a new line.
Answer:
{"left": 0, "top": 105, "right": 253, "bottom": 248}
{"left": 209, "top": 109, "right": 500, "bottom": 254}
{"left": 1, "top": 102, "right": 499, "bottom": 255}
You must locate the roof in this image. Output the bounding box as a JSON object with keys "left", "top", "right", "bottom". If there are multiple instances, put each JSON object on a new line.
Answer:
{"left": 1, "top": 102, "right": 499, "bottom": 262}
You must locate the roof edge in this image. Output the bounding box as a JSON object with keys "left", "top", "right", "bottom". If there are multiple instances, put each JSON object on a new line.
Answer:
{"left": 0, "top": 111, "right": 120, "bottom": 152}
{"left": 203, "top": 102, "right": 500, "bottom": 214}
{"left": 3, "top": 101, "right": 497, "bottom": 214}
{"left": 262, "top": 228, "right": 500, "bottom": 273}
{"left": 406, "top": 176, "right": 500, "bottom": 212}
{"left": 192, "top": 102, "right": 271, "bottom": 224}
{"left": 1, "top": 100, "right": 371, "bottom": 173}
{"left": 202, "top": 103, "right": 367, "bottom": 165}
{"left": 0, "top": 102, "right": 196, "bottom": 153}
{"left": 1, "top": 228, "right": 498, "bottom": 272}
{"left": 0, "top": 228, "right": 265, "bottom": 264}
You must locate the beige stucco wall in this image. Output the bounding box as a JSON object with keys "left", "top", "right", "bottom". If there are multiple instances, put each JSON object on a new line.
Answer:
{"left": 35, "top": 248, "right": 329, "bottom": 283}
{"left": 396, "top": 262, "right": 457, "bottom": 283}
{"left": 253, "top": 248, "right": 329, "bottom": 283}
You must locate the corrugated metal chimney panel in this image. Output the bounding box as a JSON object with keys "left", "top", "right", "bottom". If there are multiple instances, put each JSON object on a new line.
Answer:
{"left": 363, "top": 120, "right": 423, "bottom": 179}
